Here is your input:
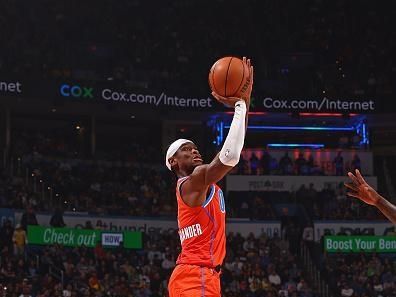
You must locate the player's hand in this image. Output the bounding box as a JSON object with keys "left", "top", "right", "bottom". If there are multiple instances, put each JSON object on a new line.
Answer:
{"left": 211, "top": 57, "right": 254, "bottom": 108}
{"left": 242, "top": 56, "right": 254, "bottom": 105}
{"left": 344, "top": 169, "right": 380, "bottom": 206}
{"left": 211, "top": 92, "right": 242, "bottom": 108}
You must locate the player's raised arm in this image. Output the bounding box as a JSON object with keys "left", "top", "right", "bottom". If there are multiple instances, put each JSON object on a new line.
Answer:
{"left": 165, "top": 57, "right": 253, "bottom": 207}
{"left": 190, "top": 58, "right": 253, "bottom": 186}
{"left": 345, "top": 169, "right": 396, "bottom": 224}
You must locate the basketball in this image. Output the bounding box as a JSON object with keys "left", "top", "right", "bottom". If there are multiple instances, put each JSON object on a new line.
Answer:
{"left": 208, "top": 56, "right": 251, "bottom": 98}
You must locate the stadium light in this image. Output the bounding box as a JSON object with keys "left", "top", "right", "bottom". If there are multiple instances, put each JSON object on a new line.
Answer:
{"left": 224, "top": 125, "right": 354, "bottom": 131}
{"left": 267, "top": 143, "right": 325, "bottom": 149}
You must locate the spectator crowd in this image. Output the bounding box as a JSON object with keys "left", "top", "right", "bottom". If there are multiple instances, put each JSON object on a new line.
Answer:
{"left": 235, "top": 151, "right": 362, "bottom": 177}
{"left": 0, "top": 126, "right": 385, "bottom": 222}
{"left": 1, "top": 0, "right": 395, "bottom": 296}
{"left": 0, "top": 218, "right": 317, "bottom": 297}
{"left": 322, "top": 253, "right": 396, "bottom": 297}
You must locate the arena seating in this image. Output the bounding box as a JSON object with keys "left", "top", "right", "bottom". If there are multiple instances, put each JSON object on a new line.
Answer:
{"left": 0, "top": 221, "right": 317, "bottom": 297}
{"left": 1, "top": 0, "right": 394, "bottom": 97}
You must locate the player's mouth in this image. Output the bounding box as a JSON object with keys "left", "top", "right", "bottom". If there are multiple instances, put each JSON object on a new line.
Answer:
{"left": 193, "top": 156, "right": 203, "bottom": 162}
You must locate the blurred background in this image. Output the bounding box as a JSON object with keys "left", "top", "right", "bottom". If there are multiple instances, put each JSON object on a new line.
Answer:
{"left": 0, "top": 0, "right": 396, "bottom": 296}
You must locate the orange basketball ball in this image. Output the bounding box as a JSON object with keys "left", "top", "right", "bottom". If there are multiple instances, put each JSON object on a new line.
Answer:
{"left": 208, "top": 56, "right": 250, "bottom": 98}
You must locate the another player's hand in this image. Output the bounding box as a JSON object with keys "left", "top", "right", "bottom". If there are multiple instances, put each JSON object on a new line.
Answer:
{"left": 344, "top": 169, "right": 380, "bottom": 206}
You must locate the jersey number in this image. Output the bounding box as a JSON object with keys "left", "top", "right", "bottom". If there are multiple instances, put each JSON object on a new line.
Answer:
{"left": 219, "top": 189, "right": 226, "bottom": 213}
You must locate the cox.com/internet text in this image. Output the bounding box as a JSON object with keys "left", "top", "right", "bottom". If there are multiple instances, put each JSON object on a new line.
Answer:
{"left": 102, "top": 89, "right": 212, "bottom": 108}
{"left": 263, "top": 97, "right": 375, "bottom": 112}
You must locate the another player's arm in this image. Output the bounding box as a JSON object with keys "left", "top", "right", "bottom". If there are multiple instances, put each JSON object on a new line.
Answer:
{"left": 345, "top": 169, "right": 396, "bottom": 224}
{"left": 376, "top": 198, "right": 396, "bottom": 224}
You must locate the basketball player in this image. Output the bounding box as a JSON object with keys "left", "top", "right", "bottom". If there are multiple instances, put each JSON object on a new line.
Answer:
{"left": 345, "top": 169, "right": 396, "bottom": 223}
{"left": 166, "top": 58, "right": 253, "bottom": 297}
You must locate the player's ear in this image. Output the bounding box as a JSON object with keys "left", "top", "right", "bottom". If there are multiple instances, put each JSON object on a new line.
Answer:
{"left": 169, "top": 156, "right": 177, "bottom": 168}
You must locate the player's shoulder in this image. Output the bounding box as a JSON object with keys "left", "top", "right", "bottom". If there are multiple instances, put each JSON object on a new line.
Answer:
{"left": 191, "top": 164, "right": 209, "bottom": 175}
{"left": 181, "top": 164, "right": 210, "bottom": 191}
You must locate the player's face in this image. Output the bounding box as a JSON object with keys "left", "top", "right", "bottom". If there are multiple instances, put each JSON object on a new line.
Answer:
{"left": 174, "top": 143, "right": 203, "bottom": 172}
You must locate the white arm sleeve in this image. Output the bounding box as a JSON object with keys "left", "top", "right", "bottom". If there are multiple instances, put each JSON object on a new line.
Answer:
{"left": 219, "top": 100, "right": 247, "bottom": 166}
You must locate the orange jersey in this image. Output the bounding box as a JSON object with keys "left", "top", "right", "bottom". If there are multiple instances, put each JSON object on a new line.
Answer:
{"left": 168, "top": 264, "right": 221, "bottom": 296}
{"left": 175, "top": 176, "right": 226, "bottom": 268}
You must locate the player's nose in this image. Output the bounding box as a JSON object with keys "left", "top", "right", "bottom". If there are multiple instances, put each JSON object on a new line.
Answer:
{"left": 192, "top": 149, "right": 201, "bottom": 158}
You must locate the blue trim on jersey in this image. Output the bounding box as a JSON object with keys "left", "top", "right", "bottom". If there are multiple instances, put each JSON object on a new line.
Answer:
{"left": 209, "top": 232, "right": 215, "bottom": 266}
{"left": 203, "top": 207, "right": 215, "bottom": 224}
{"left": 202, "top": 185, "right": 215, "bottom": 207}
{"left": 203, "top": 207, "right": 216, "bottom": 266}
{"left": 201, "top": 267, "right": 205, "bottom": 296}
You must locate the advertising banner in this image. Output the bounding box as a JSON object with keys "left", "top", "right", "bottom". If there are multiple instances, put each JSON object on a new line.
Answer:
{"left": 14, "top": 211, "right": 280, "bottom": 237}
{"left": 258, "top": 96, "right": 375, "bottom": 113}
{"left": 226, "top": 175, "right": 377, "bottom": 192}
{"left": 324, "top": 236, "right": 396, "bottom": 253}
{"left": 0, "top": 80, "right": 22, "bottom": 95}
{"left": 101, "top": 232, "right": 123, "bottom": 247}
{"left": 27, "top": 225, "right": 142, "bottom": 249}
{"left": 314, "top": 221, "right": 393, "bottom": 242}
{"left": 1, "top": 78, "right": 393, "bottom": 113}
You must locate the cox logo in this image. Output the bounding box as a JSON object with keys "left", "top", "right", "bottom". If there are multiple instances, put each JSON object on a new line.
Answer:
{"left": 60, "top": 84, "right": 94, "bottom": 98}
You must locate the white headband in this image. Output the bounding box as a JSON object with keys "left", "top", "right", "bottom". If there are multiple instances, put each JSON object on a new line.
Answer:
{"left": 165, "top": 139, "right": 194, "bottom": 170}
